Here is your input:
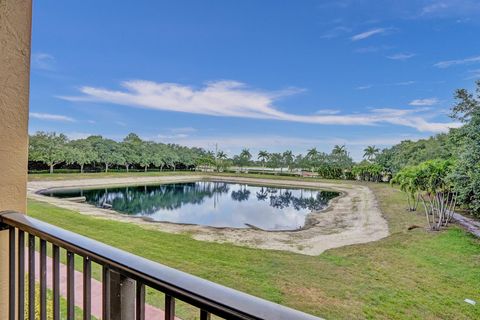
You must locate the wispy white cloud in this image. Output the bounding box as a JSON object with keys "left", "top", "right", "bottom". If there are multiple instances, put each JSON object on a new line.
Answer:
{"left": 434, "top": 55, "right": 480, "bottom": 68}
{"left": 354, "top": 45, "right": 393, "bottom": 54}
{"left": 394, "top": 81, "right": 416, "bottom": 86}
{"left": 315, "top": 109, "right": 341, "bottom": 115}
{"left": 157, "top": 133, "right": 190, "bottom": 139}
{"left": 170, "top": 127, "right": 197, "bottom": 134}
{"left": 320, "top": 26, "right": 351, "bottom": 39}
{"left": 409, "top": 98, "right": 439, "bottom": 106}
{"left": 421, "top": 2, "right": 449, "bottom": 15}
{"left": 60, "top": 79, "right": 458, "bottom": 133}
{"left": 419, "top": 0, "right": 480, "bottom": 17}
{"left": 30, "top": 112, "right": 75, "bottom": 122}
{"left": 64, "top": 132, "right": 92, "bottom": 140}
{"left": 355, "top": 85, "right": 373, "bottom": 90}
{"left": 367, "top": 107, "right": 460, "bottom": 132}
{"left": 355, "top": 81, "right": 415, "bottom": 90}
{"left": 157, "top": 127, "right": 197, "bottom": 139}
{"left": 31, "top": 53, "right": 55, "bottom": 70}
{"left": 351, "top": 28, "right": 387, "bottom": 41}
{"left": 466, "top": 69, "right": 480, "bottom": 79}
{"left": 387, "top": 53, "right": 415, "bottom": 60}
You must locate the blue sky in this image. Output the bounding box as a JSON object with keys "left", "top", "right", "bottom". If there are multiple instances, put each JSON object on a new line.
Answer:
{"left": 29, "top": 0, "right": 480, "bottom": 160}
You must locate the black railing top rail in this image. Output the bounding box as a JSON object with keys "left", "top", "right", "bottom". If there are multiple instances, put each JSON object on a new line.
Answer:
{"left": 0, "top": 211, "right": 321, "bottom": 320}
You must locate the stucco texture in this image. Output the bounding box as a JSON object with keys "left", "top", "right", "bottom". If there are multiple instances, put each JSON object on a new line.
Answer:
{"left": 0, "top": 0, "right": 32, "bottom": 318}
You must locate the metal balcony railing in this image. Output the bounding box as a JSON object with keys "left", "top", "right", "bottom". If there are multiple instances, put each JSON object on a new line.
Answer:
{"left": 0, "top": 211, "right": 321, "bottom": 320}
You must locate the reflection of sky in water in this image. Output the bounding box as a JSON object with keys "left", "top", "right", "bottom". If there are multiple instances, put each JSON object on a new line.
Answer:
{"left": 45, "top": 182, "right": 338, "bottom": 230}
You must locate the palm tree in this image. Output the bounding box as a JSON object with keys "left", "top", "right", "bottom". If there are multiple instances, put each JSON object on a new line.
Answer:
{"left": 282, "top": 150, "right": 294, "bottom": 172}
{"left": 332, "top": 144, "right": 346, "bottom": 155}
{"left": 238, "top": 148, "right": 252, "bottom": 170}
{"left": 306, "top": 148, "right": 319, "bottom": 172}
{"left": 216, "top": 151, "right": 227, "bottom": 171}
{"left": 363, "top": 145, "right": 379, "bottom": 161}
{"left": 258, "top": 150, "right": 269, "bottom": 174}
{"left": 306, "top": 148, "right": 319, "bottom": 159}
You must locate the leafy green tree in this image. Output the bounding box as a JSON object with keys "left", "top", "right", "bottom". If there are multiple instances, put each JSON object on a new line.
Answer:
{"left": 216, "top": 151, "right": 228, "bottom": 172}
{"left": 163, "top": 148, "right": 179, "bottom": 171}
{"left": 352, "top": 162, "right": 384, "bottom": 183}
{"left": 139, "top": 141, "right": 155, "bottom": 172}
{"left": 363, "top": 145, "right": 379, "bottom": 162}
{"left": 65, "top": 139, "right": 96, "bottom": 173}
{"left": 235, "top": 148, "right": 252, "bottom": 168}
{"left": 391, "top": 166, "right": 421, "bottom": 211}
{"left": 392, "top": 159, "right": 456, "bottom": 230}
{"left": 151, "top": 144, "right": 167, "bottom": 171}
{"left": 294, "top": 154, "right": 305, "bottom": 170}
{"left": 121, "top": 133, "right": 143, "bottom": 172}
{"left": 328, "top": 145, "right": 353, "bottom": 178}
{"left": 266, "top": 153, "right": 283, "bottom": 174}
{"left": 196, "top": 152, "right": 216, "bottom": 170}
{"left": 417, "top": 159, "right": 456, "bottom": 230}
{"left": 449, "top": 80, "right": 480, "bottom": 216}
{"left": 86, "top": 136, "right": 123, "bottom": 172}
{"left": 258, "top": 150, "right": 269, "bottom": 173}
{"left": 282, "top": 150, "right": 294, "bottom": 172}
{"left": 305, "top": 148, "right": 319, "bottom": 172}
{"left": 29, "top": 132, "right": 68, "bottom": 173}
{"left": 332, "top": 145, "right": 345, "bottom": 155}
{"left": 376, "top": 134, "right": 456, "bottom": 174}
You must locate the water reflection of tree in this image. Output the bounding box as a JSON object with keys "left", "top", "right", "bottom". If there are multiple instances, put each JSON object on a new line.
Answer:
{"left": 256, "top": 187, "right": 269, "bottom": 201}
{"left": 70, "top": 182, "right": 338, "bottom": 216}
{"left": 82, "top": 182, "right": 230, "bottom": 215}
{"left": 255, "top": 188, "right": 338, "bottom": 211}
{"left": 231, "top": 188, "right": 251, "bottom": 202}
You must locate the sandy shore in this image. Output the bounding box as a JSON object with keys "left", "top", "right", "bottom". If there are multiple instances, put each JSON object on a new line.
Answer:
{"left": 28, "top": 175, "right": 389, "bottom": 256}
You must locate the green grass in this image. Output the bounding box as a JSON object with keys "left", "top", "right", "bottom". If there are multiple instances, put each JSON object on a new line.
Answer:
{"left": 26, "top": 173, "right": 480, "bottom": 319}
{"left": 25, "top": 285, "right": 94, "bottom": 320}
{"left": 28, "top": 170, "right": 201, "bottom": 181}
{"left": 28, "top": 170, "right": 347, "bottom": 187}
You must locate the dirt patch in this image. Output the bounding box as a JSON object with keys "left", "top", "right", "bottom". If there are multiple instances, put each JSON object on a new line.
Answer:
{"left": 28, "top": 175, "right": 389, "bottom": 256}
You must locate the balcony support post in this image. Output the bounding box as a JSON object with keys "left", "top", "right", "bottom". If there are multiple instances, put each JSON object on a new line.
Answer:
{"left": 0, "top": 0, "right": 33, "bottom": 318}
{"left": 107, "top": 270, "right": 136, "bottom": 320}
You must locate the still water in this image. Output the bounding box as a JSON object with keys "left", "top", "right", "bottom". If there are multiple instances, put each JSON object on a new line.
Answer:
{"left": 44, "top": 181, "right": 339, "bottom": 230}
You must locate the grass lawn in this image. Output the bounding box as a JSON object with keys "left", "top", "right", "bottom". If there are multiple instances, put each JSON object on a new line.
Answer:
{"left": 28, "top": 170, "right": 202, "bottom": 181}
{"left": 28, "top": 170, "right": 340, "bottom": 183}
{"left": 27, "top": 173, "right": 480, "bottom": 319}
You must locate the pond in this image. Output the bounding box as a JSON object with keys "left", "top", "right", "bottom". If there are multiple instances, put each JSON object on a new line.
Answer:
{"left": 42, "top": 181, "right": 339, "bottom": 231}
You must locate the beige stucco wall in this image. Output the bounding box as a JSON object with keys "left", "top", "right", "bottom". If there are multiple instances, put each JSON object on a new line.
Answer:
{"left": 0, "top": 0, "right": 32, "bottom": 318}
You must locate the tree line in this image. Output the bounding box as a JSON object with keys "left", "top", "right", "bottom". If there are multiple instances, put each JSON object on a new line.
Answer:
{"left": 388, "top": 80, "right": 480, "bottom": 220}
{"left": 29, "top": 130, "right": 384, "bottom": 181}
{"left": 29, "top": 133, "right": 212, "bottom": 173}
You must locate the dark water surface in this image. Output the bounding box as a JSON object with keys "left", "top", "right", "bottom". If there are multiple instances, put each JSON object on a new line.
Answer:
{"left": 43, "top": 181, "right": 339, "bottom": 230}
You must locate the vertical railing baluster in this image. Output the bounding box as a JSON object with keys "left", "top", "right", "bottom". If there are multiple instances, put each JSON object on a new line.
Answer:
{"left": 165, "top": 295, "right": 175, "bottom": 320}
{"left": 28, "top": 234, "right": 35, "bottom": 320}
{"left": 136, "top": 282, "right": 145, "bottom": 320}
{"left": 109, "top": 272, "right": 135, "bottom": 319}
{"left": 83, "top": 257, "right": 91, "bottom": 320}
{"left": 9, "top": 227, "right": 15, "bottom": 320}
{"left": 18, "top": 230, "right": 25, "bottom": 320}
{"left": 102, "top": 266, "right": 111, "bottom": 320}
{"left": 200, "top": 309, "right": 211, "bottom": 320}
{"left": 40, "top": 239, "right": 47, "bottom": 320}
{"left": 53, "top": 245, "right": 60, "bottom": 320}
{"left": 67, "top": 251, "right": 75, "bottom": 319}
